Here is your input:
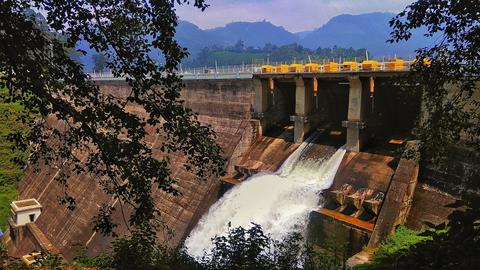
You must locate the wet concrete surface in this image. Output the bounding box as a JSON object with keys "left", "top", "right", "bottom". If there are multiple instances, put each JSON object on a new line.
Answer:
{"left": 234, "top": 125, "right": 299, "bottom": 176}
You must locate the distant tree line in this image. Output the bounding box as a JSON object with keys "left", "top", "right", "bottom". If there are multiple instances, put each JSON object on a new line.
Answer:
{"left": 186, "top": 41, "right": 368, "bottom": 67}
{"left": 92, "top": 53, "right": 108, "bottom": 73}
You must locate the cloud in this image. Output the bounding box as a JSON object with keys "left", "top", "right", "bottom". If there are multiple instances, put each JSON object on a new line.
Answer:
{"left": 175, "top": 0, "right": 415, "bottom": 32}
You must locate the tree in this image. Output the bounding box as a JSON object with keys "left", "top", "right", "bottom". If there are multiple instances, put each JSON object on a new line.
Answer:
{"left": 0, "top": 243, "right": 7, "bottom": 267}
{"left": 92, "top": 53, "right": 108, "bottom": 73}
{"left": 379, "top": 1, "right": 480, "bottom": 268}
{"left": 0, "top": 0, "right": 224, "bottom": 247}
{"left": 33, "top": 253, "right": 65, "bottom": 269}
{"left": 66, "top": 224, "right": 344, "bottom": 270}
{"left": 233, "top": 40, "right": 245, "bottom": 52}
{"left": 263, "top": 43, "right": 277, "bottom": 53}
{"left": 200, "top": 223, "right": 345, "bottom": 270}
{"left": 389, "top": 0, "right": 480, "bottom": 164}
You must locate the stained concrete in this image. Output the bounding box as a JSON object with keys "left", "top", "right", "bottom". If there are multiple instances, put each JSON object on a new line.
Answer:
{"left": 294, "top": 77, "right": 316, "bottom": 142}
{"left": 233, "top": 125, "right": 298, "bottom": 177}
{"left": 330, "top": 152, "right": 395, "bottom": 193}
{"left": 368, "top": 158, "right": 419, "bottom": 248}
{"left": 308, "top": 210, "right": 371, "bottom": 259}
{"left": 405, "top": 183, "right": 457, "bottom": 230}
{"left": 6, "top": 76, "right": 467, "bottom": 262}
{"left": 5, "top": 222, "right": 60, "bottom": 258}
{"left": 422, "top": 145, "right": 480, "bottom": 197}
{"left": 8, "top": 79, "right": 256, "bottom": 260}
{"left": 346, "top": 250, "right": 374, "bottom": 267}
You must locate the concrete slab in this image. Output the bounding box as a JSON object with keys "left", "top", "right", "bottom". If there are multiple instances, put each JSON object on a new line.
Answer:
{"left": 346, "top": 250, "right": 374, "bottom": 268}
{"left": 368, "top": 159, "right": 419, "bottom": 248}
{"left": 235, "top": 125, "right": 298, "bottom": 175}
{"left": 308, "top": 209, "right": 371, "bottom": 259}
{"left": 317, "top": 208, "right": 374, "bottom": 232}
{"left": 331, "top": 152, "right": 395, "bottom": 193}
{"left": 406, "top": 183, "right": 458, "bottom": 230}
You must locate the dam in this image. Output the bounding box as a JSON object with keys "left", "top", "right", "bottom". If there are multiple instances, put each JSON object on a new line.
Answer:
{"left": 3, "top": 73, "right": 465, "bottom": 262}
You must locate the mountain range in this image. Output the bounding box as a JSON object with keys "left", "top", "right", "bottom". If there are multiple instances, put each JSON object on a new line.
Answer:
{"left": 80, "top": 12, "right": 433, "bottom": 70}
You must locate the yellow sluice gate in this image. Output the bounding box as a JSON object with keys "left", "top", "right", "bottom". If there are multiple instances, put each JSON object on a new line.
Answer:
{"left": 324, "top": 62, "right": 339, "bottom": 72}
{"left": 386, "top": 59, "right": 405, "bottom": 71}
{"left": 305, "top": 63, "right": 320, "bottom": 72}
{"left": 289, "top": 64, "right": 304, "bottom": 73}
{"left": 341, "top": 61, "right": 359, "bottom": 71}
{"left": 362, "top": 60, "right": 380, "bottom": 71}
{"left": 260, "top": 57, "right": 411, "bottom": 74}
{"left": 261, "top": 65, "right": 273, "bottom": 73}
{"left": 275, "top": 64, "right": 289, "bottom": 73}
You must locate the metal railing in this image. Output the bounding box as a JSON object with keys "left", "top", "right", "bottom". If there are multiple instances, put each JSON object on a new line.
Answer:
{"left": 88, "top": 60, "right": 415, "bottom": 80}
{"left": 88, "top": 64, "right": 262, "bottom": 80}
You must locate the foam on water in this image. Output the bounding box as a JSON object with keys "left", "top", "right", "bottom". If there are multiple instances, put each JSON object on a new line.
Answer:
{"left": 185, "top": 132, "right": 346, "bottom": 258}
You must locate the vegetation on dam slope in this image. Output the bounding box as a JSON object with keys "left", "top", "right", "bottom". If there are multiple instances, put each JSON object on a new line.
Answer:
{"left": 354, "top": 226, "right": 431, "bottom": 270}
{"left": 0, "top": 89, "right": 30, "bottom": 229}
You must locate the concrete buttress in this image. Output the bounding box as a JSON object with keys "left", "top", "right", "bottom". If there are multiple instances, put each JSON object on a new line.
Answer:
{"left": 253, "top": 78, "right": 271, "bottom": 136}
{"left": 345, "top": 76, "right": 366, "bottom": 152}
{"left": 293, "top": 77, "right": 315, "bottom": 143}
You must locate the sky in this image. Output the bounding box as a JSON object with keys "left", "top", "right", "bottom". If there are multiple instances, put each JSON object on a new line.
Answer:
{"left": 176, "top": 0, "right": 416, "bottom": 33}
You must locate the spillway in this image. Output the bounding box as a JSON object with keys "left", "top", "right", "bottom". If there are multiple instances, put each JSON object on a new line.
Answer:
{"left": 185, "top": 132, "right": 346, "bottom": 258}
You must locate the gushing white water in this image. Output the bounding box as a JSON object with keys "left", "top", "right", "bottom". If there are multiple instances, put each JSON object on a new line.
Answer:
{"left": 185, "top": 133, "right": 346, "bottom": 258}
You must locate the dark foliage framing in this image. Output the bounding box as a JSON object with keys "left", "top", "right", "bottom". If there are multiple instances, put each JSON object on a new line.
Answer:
{"left": 0, "top": 0, "right": 225, "bottom": 241}
{"left": 389, "top": 0, "right": 480, "bottom": 164}
{"left": 386, "top": 1, "right": 480, "bottom": 268}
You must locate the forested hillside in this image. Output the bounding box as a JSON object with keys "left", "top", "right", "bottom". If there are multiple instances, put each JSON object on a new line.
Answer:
{"left": 186, "top": 42, "right": 367, "bottom": 67}
{"left": 76, "top": 12, "right": 432, "bottom": 71}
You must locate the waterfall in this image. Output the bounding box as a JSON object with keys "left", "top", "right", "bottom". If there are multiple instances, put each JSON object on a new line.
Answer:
{"left": 185, "top": 132, "right": 346, "bottom": 258}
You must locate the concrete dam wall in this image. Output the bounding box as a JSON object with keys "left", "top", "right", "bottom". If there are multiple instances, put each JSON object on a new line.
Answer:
{"left": 9, "top": 79, "right": 258, "bottom": 259}
{"left": 4, "top": 76, "right": 463, "bottom": 262}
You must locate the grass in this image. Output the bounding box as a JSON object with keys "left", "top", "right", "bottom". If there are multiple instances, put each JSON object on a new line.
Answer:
{"left": 0, "top": 89, "right": 29, "bottom": 230}
{"left": 354, "top": 226, "right": 431, "bottom": 270}
{"left": 0, "top": 185, "right": 18, "bottom": 229}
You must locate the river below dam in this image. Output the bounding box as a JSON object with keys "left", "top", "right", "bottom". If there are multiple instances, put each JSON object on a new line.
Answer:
{"left": 185, "top": 133, "right": 346, "bottom": 258}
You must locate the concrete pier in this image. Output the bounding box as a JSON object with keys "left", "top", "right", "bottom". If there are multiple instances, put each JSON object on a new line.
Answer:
{"left": 293, "top": 77, "right": 315, "bottom": 143}
{"left": 344, "top": 76, "right": 366, "bottom": 152}
{"left": 252, "top": 72, "right": 419, "bottom": 151}
{"left": 253, "top": 74, "right": 368, "bottom": 149}
{"left": 253, "top": 78, "right": 271, "bottom": 136}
